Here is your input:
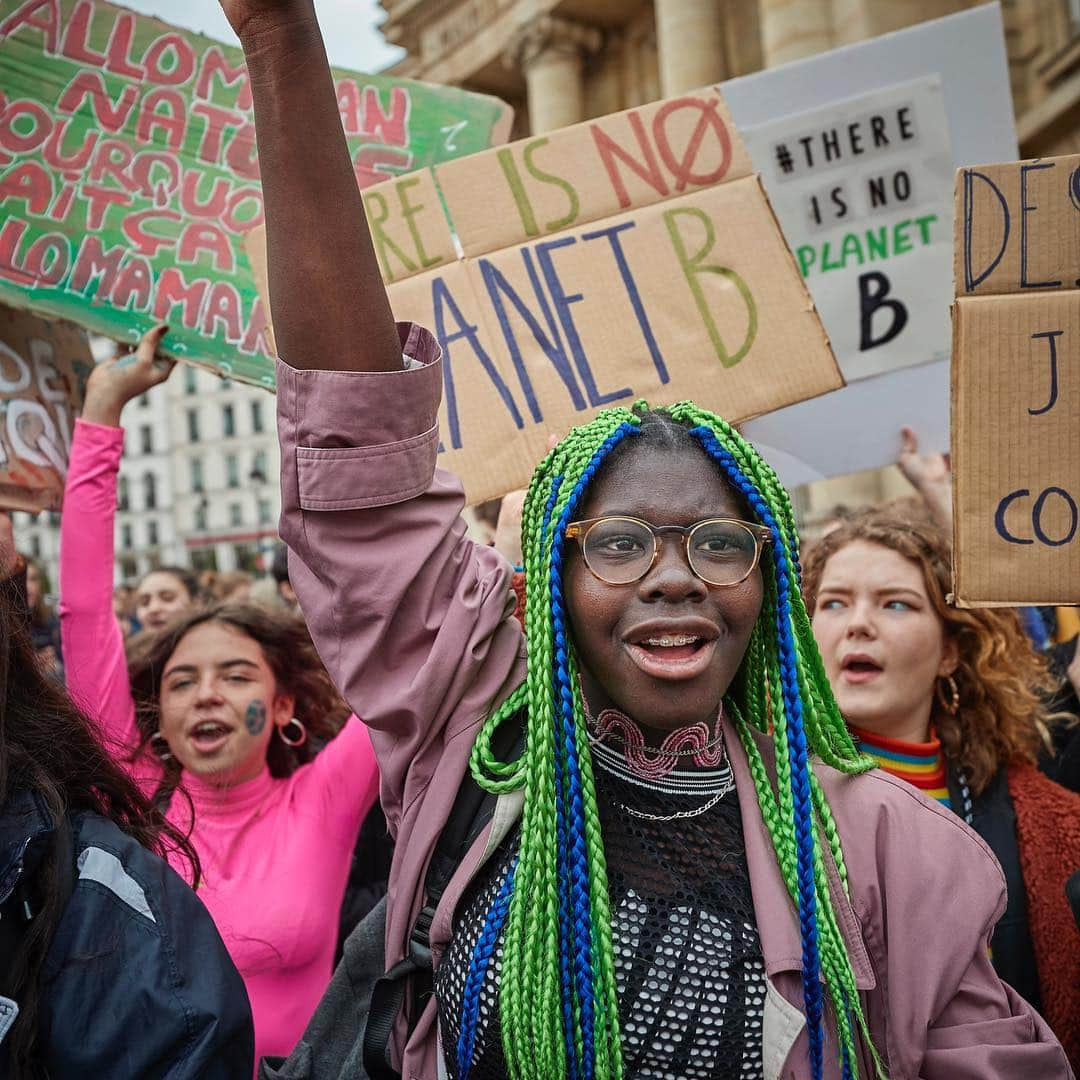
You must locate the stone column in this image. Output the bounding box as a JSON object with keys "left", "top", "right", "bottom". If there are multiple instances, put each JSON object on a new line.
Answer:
{"left": 508, "top": 15, "right": 603, "bottom": 134}
{"left": 654, "top": 0, "right": 726, "bottom": 97}
{"left": 760, "top": 0, "right": 834, "bottom": 67}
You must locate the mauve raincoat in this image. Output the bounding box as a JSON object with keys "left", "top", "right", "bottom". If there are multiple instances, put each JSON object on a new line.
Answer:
{"left": 277, "top": 323, "right": 1072, "bottom": 1080}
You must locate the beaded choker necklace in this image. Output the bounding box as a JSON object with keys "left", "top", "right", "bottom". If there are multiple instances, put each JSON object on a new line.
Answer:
{"left": 583, "top": 700, "right": 734, "bottom": 821}
{"left": 586, "top": 705, "right": 726, "bottom": 779}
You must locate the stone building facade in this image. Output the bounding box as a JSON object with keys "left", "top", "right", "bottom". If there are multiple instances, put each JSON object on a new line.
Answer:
{"left": 380, "top": 0, "right": 1080, "bottom": 527}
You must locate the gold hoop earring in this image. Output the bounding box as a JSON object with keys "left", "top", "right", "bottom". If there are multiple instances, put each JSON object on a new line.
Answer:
{"left": 150, "top": 731, "right": 173, "bottom": 762}
{"left": 935, "top": 674, "right": 960, "bottom": 716}
{"left": 278, "top": 717, "right": 308, "bottom": 747}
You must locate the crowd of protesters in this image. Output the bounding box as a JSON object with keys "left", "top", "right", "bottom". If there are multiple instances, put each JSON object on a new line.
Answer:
{"left": 2, "top": 0, "right": 1079, "bottom": 1077}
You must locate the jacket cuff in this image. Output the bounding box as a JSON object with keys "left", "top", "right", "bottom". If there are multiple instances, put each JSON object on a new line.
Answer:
{"left": 276, "top": 323, "right": 443, "bottom": 510}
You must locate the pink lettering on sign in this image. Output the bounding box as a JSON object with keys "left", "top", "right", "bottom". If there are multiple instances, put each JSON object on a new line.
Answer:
{"left": 154, "top": 266, "right": 210, "bottom": 329}
{"left": 69, "top": 234, "right": 125, "bottom": 297}
{"left": 56, "top": 71, "right": 138, "bottom": 134}
{"left": 123, "top": 208, "right": 181, "bottom": 258}
{"left": 591, "top": 95, "right": 732, "bottom": 208}
{"left": 193, "top": 101, "right": 246, "bottom": 167}
{"left": 136, "top": 89, "right": 187, "bottom": 152}
{"left": 0, "top": 0, "right": 61, "bottom": 55}
{"left": 143, "top": 33, "right": 197, "bottom": 87}
{"left": 0, "top": 161, "right": 53, "bottom": 215}
{"left": 196, "top": 47, "right": 252, "bottom": 110}
{"left": 202, "top": 280, "right": 243, "bottom": 341}
{"left": 42, "top": 117, "right": 99, "bottom": 172}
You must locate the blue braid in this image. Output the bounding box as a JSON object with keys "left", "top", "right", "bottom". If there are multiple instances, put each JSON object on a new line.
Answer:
{"left": 689, "top": 428, "right": 826, "bottom": 1080}
{"left": 542, "top": 476, "right": 580, "bottom": 1077}
{"left": 547, "top": 422, "right": 639, "bottom": 1080}
{"left": 456, "top": 857, "right": 519, "bottom": 1079}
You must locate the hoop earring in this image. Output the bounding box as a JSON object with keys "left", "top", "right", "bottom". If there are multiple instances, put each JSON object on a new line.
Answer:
{"left": 150, "top": 731, "right": 173, "bottom": 762}
{"left": 935, "top": 674, "right": 960, "bottom": 716}
{"left": 278, "top": 717, "right": 308, "bottom": 747}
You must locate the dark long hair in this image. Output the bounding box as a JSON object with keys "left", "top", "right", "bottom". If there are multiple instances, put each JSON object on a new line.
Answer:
{"left": 126, "top": 603, "right": 351, "bottom": 803}
{"left": 0, "top": 580, "right": 198, "bottom": 1075}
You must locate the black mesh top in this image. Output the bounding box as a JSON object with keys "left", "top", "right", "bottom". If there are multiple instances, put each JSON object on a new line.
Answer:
{"left": 436, "top": 738, "right": 766, "bottom": 1079}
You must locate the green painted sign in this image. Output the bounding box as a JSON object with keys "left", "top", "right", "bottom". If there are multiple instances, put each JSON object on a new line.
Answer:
{"left": 0, "top": 0, "right": 511, "bottom": 387}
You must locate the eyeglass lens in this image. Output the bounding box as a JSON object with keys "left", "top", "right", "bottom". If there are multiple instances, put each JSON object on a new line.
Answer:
{"left": 582, "top": 518, "right": 759, "bottom": 585}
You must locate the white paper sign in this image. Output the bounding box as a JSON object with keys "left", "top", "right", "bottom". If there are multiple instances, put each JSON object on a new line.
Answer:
{"left": 720, "top": 3, "right": 1018, "bottom": 484}
{"left": 742, "top": 77, "right": 953, "bottom": 383}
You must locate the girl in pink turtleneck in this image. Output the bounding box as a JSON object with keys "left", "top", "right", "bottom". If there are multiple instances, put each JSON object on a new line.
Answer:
{"left": 59, "top": 326, "right": 381, "bottom": 1068}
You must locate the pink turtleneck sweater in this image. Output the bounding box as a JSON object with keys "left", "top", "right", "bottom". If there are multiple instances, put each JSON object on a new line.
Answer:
{"left": 59, "top": 419, "right": 380, "bottom": 1066}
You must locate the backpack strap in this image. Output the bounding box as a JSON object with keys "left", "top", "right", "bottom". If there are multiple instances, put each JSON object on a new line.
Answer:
{"left": 363, "top": 712, "right": 523, "bottom": 1080}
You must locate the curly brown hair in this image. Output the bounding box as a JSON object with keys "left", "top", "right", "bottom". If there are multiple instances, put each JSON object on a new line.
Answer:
{"left": 801, "top": 506, "right": 1056, "bottom": 797}
{"left": 126, "top": 602, "right": 351, "bottom": 800}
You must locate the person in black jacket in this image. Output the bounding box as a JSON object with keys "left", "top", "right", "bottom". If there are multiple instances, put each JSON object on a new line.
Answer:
{"left": 0, "top": 513, "right": 254, "bottom": 1077}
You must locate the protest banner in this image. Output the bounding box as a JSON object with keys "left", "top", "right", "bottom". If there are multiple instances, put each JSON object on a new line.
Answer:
{"left": 248, "top": 86, "right": 843, "bottom": 504}
{"left": 723, "top": 4, "right": 1017, "bottom": 486}
{"left": 741, "top": 76, "right": 953, "bottom": 383}
{"left": 0, "top": 0, "right": 511, "bottom": 388}
{"left": 951, "top": 153, "right": 1080, "bottom": 606}
{"left": 0, "top": 303, "right": 90, "bottom": 511}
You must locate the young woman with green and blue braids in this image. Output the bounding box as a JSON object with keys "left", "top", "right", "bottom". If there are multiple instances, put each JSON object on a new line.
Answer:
{"left": 223, "top": 2, "right": 1072, "bottom": 1077}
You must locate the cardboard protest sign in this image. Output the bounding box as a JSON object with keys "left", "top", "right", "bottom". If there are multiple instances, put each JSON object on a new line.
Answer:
{"left": 249, "top": 86, "right": 843, "bottom": 504}
{"left": 741, "top": 76, "right": 954, "bottom": 383}
{"left": 0, "top": 304, "right": 90, "bottom": 511}
{"left": 724, "top": 4, "right": 1017, "bottom": 485}
{"left": 951, "top": 153, "right": 1080, "bottom": 606}
{"left": 0, "top": 0, "right": 511, "bottom": 388}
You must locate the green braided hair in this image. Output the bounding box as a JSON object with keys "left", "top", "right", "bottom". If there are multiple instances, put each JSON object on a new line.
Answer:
{"left": 464, "top": 401, "right": 885, "bottom": 1080}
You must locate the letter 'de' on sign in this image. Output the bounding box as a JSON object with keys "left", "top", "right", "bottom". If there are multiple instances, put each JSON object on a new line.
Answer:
{"left": 951, "top": 153, "right": 1080, "bottom": 605}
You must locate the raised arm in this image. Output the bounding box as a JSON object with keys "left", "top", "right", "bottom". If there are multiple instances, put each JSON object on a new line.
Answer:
{"left": 221, "top": 0, "right": 400, "bottom": 373}
{"left": 59, "top": 327, "right": 173, "bottom": 759}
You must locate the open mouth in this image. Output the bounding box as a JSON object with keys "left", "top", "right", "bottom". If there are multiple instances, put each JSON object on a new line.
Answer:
{"left": 188, "top": 721, "right": 233, "bottom": 754}
{"left": 624, "top": 629, "right": 717, "bottom": 681}
{"left": 840, "top": 655, "right": 884, "bottom": 683}
{"left": 633, "top": 633, "right": 706, "bottom": 661}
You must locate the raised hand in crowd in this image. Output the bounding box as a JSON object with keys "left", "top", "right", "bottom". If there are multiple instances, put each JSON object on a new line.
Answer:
{"left": 82, "top": 323, "right": 174, "bottom": 428}
{"left": 896, "top": 425, "right": 952, "bottom": 526}
{"left": 219, "top": 0, "right": 399, "bottom": 375}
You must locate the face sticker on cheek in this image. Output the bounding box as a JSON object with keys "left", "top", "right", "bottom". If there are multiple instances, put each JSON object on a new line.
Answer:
{"left": 245, "top": 699, "right": 267, "bottom": 735}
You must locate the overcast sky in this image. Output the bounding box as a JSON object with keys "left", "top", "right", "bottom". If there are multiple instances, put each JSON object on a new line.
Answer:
{"left": 121, "top": 0, "right": 403, "bottom": 72}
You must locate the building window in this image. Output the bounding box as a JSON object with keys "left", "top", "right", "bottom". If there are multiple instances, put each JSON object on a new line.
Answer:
{"left": 190, "top": 456, "right": 204, "bottom": 494}
{"left": 143, "top": 473, "right": 157, "bottom": 511}
{"left": 139, "top": 425, "right": 153, "bottom": 454}
{"left": 119, "top": 555, "right": 138, "bottom": 580}
{"left": 187, "top": 408, "right": 200, "bottom": 443}
{"left": 184, "top": 366, "right": 197, "bottom": 394}
{"left": 138, "top": 393, "right": 149, "bottom": 408}
{"left": 257, "top": 498, "right": 273, "bottom": 526}
{"left": 229, "top": 502, "right": 243, "bottom": 527}
{"left": 147, "top": 520, "right": 159, "bottom": 546}
{"left": 29, "top": 535, "right": 41, "bottom": 558}
{"left": 251, "top": 399, "right": 264, "bottom": 433}
{"left": 233, "top": 543, "right": 259, "bottom": 572}
{"left": 118, "top": 475, "right": 129, "bottom": 511}
{"left": 222, "top": 403, "right": 235, "bottom": 438}
{"left": 121, "top": 523, "right": 133, "bottom": 550}
{"left": 225, "top": 453, "right": 240, "bottom": 489}
{"left": 195, "top": 501, "right": 208, "bottom": 532}
{"left": 251, "top": 450, "right": 268, "bottom": 481}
